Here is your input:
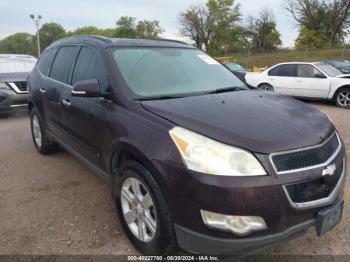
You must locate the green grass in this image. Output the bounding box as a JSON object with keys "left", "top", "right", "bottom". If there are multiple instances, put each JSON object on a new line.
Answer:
{"left": 228, "top": 49, "right": 350, "bottom": 70}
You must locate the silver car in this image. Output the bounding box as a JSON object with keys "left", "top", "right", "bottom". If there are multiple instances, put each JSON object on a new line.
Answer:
{"left": 0, "top": 54, "right": 37, "bottom": 116}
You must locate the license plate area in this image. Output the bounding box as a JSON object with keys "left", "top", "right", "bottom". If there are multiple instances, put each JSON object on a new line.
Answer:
{"left": 316, "top": 199, "right": 343, "bottom": 236}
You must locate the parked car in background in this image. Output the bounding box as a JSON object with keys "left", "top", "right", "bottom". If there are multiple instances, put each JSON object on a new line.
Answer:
{"left": 246, "top": 62, "right": 350, "bottom": 108}
{"left": 322, "top": 60, "right": 350, "bottom": 74}
{"left": 0, "top": 54, "right": 37, "bottom": 116}
{"left": 28, "top": 36, "right": 346, "bottom": 255}
{"left": 223, "top": 62, "right": 247, "bottom": 82}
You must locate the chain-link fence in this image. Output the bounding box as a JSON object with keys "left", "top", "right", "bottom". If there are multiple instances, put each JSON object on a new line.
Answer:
{"left": 222, "top": 47, "right": 350, "bottom": 70}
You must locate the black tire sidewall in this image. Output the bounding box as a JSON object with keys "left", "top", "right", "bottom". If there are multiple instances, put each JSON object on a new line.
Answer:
{"left": 30, "top": 108, "right": 58, "bottom": 154}
{"left": 30, "top": 109, "right": 44, "bottom": 152}
{"left": 115, "top": 161, "right": 176, "bottom": 255}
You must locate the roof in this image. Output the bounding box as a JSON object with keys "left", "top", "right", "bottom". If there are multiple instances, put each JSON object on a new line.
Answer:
{"left": 48, "top": 35, "right": 193, "bottom": 50}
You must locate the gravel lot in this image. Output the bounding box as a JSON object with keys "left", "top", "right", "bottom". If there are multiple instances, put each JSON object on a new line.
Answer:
{"left": 0, "top": 102, "right": 349, "bottom": 256}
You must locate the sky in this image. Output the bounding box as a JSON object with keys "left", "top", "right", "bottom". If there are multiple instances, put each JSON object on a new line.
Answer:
{"left": 0, "top": 0, "right": 299, "bottom": 47}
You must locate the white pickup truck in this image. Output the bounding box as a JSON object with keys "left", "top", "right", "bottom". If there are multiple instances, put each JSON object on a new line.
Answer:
{"left": 245, "top": 62, "right": 350, "bottom": 108}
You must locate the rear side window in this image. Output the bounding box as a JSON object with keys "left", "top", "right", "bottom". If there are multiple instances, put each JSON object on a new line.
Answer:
{"left": 276, "top": 64, "right": 297, "bottom": 77}
{"left": 72, "top": 47, "right": 109, "bottom": 93}
{"left": 37, "top": 48, "right": 57, "bottom": 76}
{"left": 50, "top": 46, "right": 80, "bottom": 85}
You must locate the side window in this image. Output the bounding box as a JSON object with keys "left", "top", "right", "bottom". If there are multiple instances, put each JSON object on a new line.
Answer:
{"left": 50, "top": 46, "right": 80, "bottom": 85}
{"left": 268, "top": 66, "right": 280, "bottom": 76}
{"left": 72, "top": 47, "right": 109, "bottom": 93}
{"left": 297, "top": 64, "right": 324, "bottom": 78}
{"left": 37, "top": 48, "right": 58, "bottom": 76}
{"left": 277, "top": 64, "right": 297, "bottom": 77}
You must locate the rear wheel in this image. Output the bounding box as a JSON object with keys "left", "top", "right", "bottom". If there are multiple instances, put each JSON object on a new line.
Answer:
{"left": 258, "top": 83, "right": 274, "bottom": 91}
{"left": 30, "top": 108, "right": 59, "bottom": 154}
{"left": 335, "top": 88, "right": 350, "bottom": 108}
{"left": 116, "top": 160, "right": 177, "bottom": 255}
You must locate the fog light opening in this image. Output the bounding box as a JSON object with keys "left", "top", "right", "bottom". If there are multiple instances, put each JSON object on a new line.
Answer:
{"left": 201, "top": 210, "right": 267, "bottom": 236}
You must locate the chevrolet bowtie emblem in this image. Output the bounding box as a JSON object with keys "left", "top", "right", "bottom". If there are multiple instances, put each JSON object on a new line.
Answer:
{"left": 322, "top": 164, "right": 336, "bottom": 177}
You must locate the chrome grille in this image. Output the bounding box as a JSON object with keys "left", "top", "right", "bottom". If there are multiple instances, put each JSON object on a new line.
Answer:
{"left": 285, "top": 161, "right": 343, "bottom": 203}
{"left": 271, "top": 133, "right": 341, "bottom": 174}
{"left": 14, "top": 81, "right": 27, "bottom": 92}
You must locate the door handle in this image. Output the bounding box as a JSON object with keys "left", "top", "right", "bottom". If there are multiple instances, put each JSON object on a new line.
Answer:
{"left": 39, "top": 88, "right": 46, "bottom": 94}
{"left": 296, "top": 80, "right": 303, "bottom": 83}
{"left": 62, "top": 99, "right": 71, "bottom": 107}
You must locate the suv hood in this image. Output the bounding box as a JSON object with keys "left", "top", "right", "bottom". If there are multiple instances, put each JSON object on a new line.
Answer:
{"left": 335, "top": 74, "right": 350, "bottom": 79}
{"left": 0, "top": 72, "right": 28, "bottom": 82}
{"left": 141, "top": 91, "right": 334, "bottom": 154}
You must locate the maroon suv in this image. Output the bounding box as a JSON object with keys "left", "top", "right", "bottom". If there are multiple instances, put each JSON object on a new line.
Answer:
{"left": 28, "top": 36, "right": 346, "bottom": 255}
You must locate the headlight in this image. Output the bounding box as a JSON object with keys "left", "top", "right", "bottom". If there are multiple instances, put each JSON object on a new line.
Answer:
{"left": 0, "top": 81, "right": 10, "bottom": 89}
{"left": 169, "top": 127, "right": 266, "bottom": 176}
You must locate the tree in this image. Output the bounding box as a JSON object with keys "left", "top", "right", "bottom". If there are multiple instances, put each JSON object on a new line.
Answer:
{"left": 0, "top": 33, "right": 35, "bottom": 55}
{"left": 39, "top": 23, "right": 66, "bottom": 50}
{"left": 207, "top": 0, "right": 242, "bottom": 54}
{"left": 246, "top": 9, "right": 281, "bottom": 52}
{"left": 179, "top": 0, "right": 241, "bottom": 54}
{"left": 114, "top": 16, "right": 137, "bottom": 38}
{"left": 114, "top": 16, "right": 163, "bottom": 39}
{"left": 179, "top": 5, "right": 209, "bottom": 49}
{"left": 295, "top": 28, "right": 328, "bottom": 50}
{"left": 285, "top": 0, "right": 350, "bottom": 47}
{"left": 67, "top": 26, "right": 115, "bottom": 37}
{"left": 136, "top": 20, "right": 163, "bottom": 39}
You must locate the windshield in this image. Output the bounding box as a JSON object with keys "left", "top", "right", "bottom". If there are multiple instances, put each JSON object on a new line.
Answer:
{"left": 330, "top": 60, "right": 350, "bottom": 68}
{"left": 225, "top": 63, "right": 246, "bottom": 72}
{"left": 315, "top": 62, "right": 342, "bottom": 77}
{"left": 112, "top": 47, "right": 246, "bottom": 99}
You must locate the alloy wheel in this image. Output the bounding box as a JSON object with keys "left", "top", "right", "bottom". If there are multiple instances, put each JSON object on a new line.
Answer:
{"left": 120, "top": 177, "right": 157, "bottom": 242}
{"left": 259, "top": 84, "right": 273, "bottom": 91}
{"left": 337, "top": 90, "right": 350, "bottom": 107}
{"left": 32, "top": 115, "right": 42, "bottom": 148}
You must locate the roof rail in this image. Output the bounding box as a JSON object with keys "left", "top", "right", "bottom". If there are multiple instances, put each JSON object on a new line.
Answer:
{"left": 157, "top": 38, "right": 189, "bottom": 45}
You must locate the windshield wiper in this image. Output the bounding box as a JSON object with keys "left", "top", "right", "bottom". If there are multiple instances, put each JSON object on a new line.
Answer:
{"left": 209, "top": 86, "right": 247, "bottom": 94}
{"left": 138, "top": 94, "right": 188, "bottom": 101}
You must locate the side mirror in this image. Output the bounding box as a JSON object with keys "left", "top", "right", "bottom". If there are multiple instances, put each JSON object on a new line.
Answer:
{"left": 315, "top": 73, "right": 326, "bottom": 79}
{"left": 72, "top": 79, "right": 100, "bottom": 97}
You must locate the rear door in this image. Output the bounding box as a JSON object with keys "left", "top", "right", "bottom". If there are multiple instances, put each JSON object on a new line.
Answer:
{"left": 293, "top": 64, "right": 330, "bottom": 98}
{"left": 268, "top": 64, "right": 297, "bottom": 95}
{"left": 35, "top": 47, "right": 58, "bottom": 120}
{"left": 61, "top": 46, "right": 110, "bottom": 169}
{"left": 46, "top": 45, "right": 80, "bottom": 139}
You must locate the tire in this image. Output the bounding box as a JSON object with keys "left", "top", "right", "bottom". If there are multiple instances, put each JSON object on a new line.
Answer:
{"left": 258, "top": 83, "right": 274, "bottom": 91}
{"left": 115, "top": 160, "right": 177, "bottom": 255}
{"left": 0, "top": 111, "right": 10, "bottom": 118}
{"left": 30, "top": 108, "right": 59, "bottom": 154}
{"left": 335, "top": 88, "right": 350, "bottom": 109}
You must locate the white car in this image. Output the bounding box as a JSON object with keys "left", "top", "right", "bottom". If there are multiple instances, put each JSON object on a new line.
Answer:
{"left": 245, "top": 62, "right": 350, "bottom": 108}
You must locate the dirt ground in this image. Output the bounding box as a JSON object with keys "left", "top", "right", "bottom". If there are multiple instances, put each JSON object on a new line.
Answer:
{"left": 0, "top": 102, "right": 349, "bottom": 256}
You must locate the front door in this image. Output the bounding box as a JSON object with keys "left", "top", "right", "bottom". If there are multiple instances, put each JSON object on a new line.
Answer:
{"left": 60, "top": 46, "right": 110, "bottom": 170}
{"left": 293, "top": 64, "right": 330, "bottom": 98}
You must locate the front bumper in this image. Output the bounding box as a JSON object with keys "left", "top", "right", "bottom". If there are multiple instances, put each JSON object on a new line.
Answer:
{"left": 175, "top": 198, "right": 343, "bottom": 255}
{"left": 0, "top": 89, "right": 29, "bottom": 111}
{"left": 152, "top": 138, "right": 346, "bottom": 255}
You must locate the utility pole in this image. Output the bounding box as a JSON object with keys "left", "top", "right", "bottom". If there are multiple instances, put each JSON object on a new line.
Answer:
{"left": 30, "top": 14, "right": 42, "bottom": 57}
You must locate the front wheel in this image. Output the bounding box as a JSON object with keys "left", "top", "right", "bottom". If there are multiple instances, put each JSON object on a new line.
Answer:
{"left": 335, "top": 88, "right": 350, "bottom": 108}
{"left": 116, "top": 161, "right": 177, "bottom": 255}
{"left": 258, "top": 83, "right": 274, "bottom": 91}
